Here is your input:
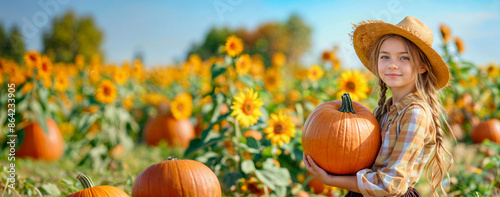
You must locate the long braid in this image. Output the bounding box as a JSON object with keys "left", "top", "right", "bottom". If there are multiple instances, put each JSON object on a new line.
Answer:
{"left": 375, "top": 79, "right": 388, "bottom": 122}
{"left": 414, "top": 48, "right": 453, "bottom": 197}
{"left": 370, "top": 34, "right": 453, "bottom": 196}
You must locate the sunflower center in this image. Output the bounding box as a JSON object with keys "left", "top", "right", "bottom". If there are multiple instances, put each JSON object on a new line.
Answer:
{"left": 30, "top": 55, "right": 37, "bottom": 62}
{"left": 103, "top": 86, "right": 112, "bottom": 96}
{"left": 347, "top": 81, "right": 356, "bottom": 90}
{"left": 177, "top": 103, "right": 184, "bottom": 112}
{"left": 312, "top": 70, "right": 317, "bottom": 76}
{"left": 42, "top": 63, "right": 48, "bottom": 71}
{"left": 242, "top": 100, "right": 254, "bottom": 115}
{"left": 229, "top": 42, "right": 236, "bottom": 50}
{"left": 274, "top": 123, "right": 285, "bottom": 134}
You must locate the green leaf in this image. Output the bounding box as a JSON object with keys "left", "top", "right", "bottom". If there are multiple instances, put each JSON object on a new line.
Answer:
{"left": 238, "top": 74, "right": 254, "bottom": 87}
{"left": 241, "top": 160, "right": 256, "bottom": 174}
{"left": 255, "top": 170, "right": 276, "bottom": 190}
{"left": 246, "top": 137, "right": 260, "bottom": 150}
{"left": 483, "top": 163, "right": 494, "bottom": 169}
{"left": 30, "top": 101, "right": 48, "bottom": 134}
{"left": 39, "top": 183, "right": 61, "bottom": 196}
{"left": 195, "top": 151, "right": 219, "bottom": 163}
{"left": 184, "top": 132, "right": 224, "bottom": 157}
{"left": 78, "top": 113, "right": 100, "bottom": 133}
{"left": 211, "top": 64, "right": 226, "bottom": 81}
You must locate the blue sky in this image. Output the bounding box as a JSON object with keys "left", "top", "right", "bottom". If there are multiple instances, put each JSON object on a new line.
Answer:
{"left": 0, "top": 0, "right": 499, "bottom": 68}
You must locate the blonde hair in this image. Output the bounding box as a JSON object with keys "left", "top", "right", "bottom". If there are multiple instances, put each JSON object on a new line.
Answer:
{"left": 370, "top": 34, "right": 453, "bottom": 196}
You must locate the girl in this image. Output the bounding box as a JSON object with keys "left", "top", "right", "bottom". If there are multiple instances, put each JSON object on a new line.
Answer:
{"left": 304, "top": 16, "right": 453, "bottom": 196}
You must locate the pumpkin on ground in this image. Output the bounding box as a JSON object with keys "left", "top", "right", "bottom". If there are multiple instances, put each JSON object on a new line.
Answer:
{"left": 471, "top": 119, "right": 500, "bottom": 143}
{"left": 17, "top": 118, "right": 64, "bottom": 161}
{"left": 143, "top": 114, "right": 195, "bottom": 148}
{"left": 302, "top": 93, "right": 381, "bottom": 175}
{"left": 66, "top": 173, "right": 129, "bottom": 197}
{"left": 132, "top": 157, "right": 221, "bottom": 197}
{"left": 243, "top": 130, "right": 262, "bottom": 141}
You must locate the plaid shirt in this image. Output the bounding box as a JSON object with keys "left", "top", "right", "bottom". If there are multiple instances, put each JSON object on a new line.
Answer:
{"left": 356, "top": 92, "right": 436, "bottom": 196}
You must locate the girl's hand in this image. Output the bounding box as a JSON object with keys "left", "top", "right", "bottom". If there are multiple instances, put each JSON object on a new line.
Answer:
{"left": 303, "top": 152, "right": 336, "bottom": 185}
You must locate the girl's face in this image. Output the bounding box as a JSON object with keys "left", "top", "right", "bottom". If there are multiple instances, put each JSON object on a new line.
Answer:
{"left": 377, "top": 37, "right": 425, "bottom": 93}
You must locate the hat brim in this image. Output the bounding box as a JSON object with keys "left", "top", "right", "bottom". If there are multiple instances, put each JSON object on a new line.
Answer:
{"left": 352, "top": 22, "right": 450, "bottom": 89}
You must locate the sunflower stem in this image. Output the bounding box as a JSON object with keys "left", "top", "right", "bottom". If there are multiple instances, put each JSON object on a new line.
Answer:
{"left": 76, "top": 173, "right": 95, "bottom": 189}
{"left": 338, "top": 93, "right": 356, "bottom": 114}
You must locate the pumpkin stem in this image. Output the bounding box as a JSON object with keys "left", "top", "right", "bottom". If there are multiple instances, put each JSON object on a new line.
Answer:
{"left": 338, "top": 93, "right": 356, "bottom": 114}
{"left": 167, "top": 156, "right": 177, "bottom": 160}
{"left": 76, "top": 173, "right": 96, "bottom": 189}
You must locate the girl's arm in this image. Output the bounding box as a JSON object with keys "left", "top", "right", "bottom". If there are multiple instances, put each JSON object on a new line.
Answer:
{"left": 304, "top": 153, "right": 360, "bottom": 193}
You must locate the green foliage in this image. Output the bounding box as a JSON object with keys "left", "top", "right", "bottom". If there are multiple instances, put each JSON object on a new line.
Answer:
{"left": 43, "top": 10, "right": 104, "bottom": 63}
{"left": 0, "top": 24, "right": 26, "bottom": 64}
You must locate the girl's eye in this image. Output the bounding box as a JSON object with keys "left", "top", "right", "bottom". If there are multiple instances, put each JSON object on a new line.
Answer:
{"left": 401, "top": 56, "right": 410, "bottom": 60}
{"left": 380, "top": 56, "right": 389, "bottom": 59}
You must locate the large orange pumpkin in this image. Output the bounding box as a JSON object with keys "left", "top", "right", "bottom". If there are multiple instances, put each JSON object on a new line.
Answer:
{"left": 302, "top": 93, "right": 381, "bottom": 175}
{"left": 17, "top": 118, "right": 64, "bottom": 161}
{"left": 143, "top": 114, "right": 195, "bottom": 148}
{"left": 132, "top": 157, "right": 221, "bottom": 197}
{"left": 66, "top": 174, "right": 128, "bottom": 197}
{"left": 471, "top": 119, "right": 500, "bottom": 143}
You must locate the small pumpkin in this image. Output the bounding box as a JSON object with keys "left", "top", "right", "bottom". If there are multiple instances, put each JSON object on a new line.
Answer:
{"left": 302, "top": 93, "right": 381, "bottom": 175}
{"left": 17, "top": 118, "right": 64, "bottom": 161}
{"left": 66, "top": 173, "right": 129, "bottom": 197}
{"left": 132, "top": 157, "right": 221, "bottom": 197}
{"left": 471, "top": 119, "right": 500, "bottom": 143}
{"left": 143, "top": 114, "right": 195, "bottom": 148}
{"left": 243, "top": 130, "right": 262, "bottom": 141}
{"left": 306, "top": 173, "right": 336, "bottom": 196}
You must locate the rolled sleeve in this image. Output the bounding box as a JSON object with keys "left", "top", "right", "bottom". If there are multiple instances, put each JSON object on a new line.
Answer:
{"left": 356, "top": 105, "right": 430, "bottom": 196}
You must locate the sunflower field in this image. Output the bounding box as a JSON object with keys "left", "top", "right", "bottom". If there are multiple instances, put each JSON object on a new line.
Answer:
{"left": 0, "top": 24, "right": 499, "bottom": 197}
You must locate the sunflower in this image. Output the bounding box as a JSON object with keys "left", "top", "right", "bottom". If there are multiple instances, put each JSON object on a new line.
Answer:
{"left": 54, "top": 73, "right": 69, "bottom": 92}
{"left": 230, "top": 88, "right": 264, "bottom": 128}
{"left": 440, "top": 24, "right": 451, "bottom": 43}
{"left": 113, "top": 68, "right": 129, "bottom": 85}
{"left": 455, "top": 37, "right": 465, "bottom": 54}
{"left": 123, "top": 96, "right": 134, "bottom": 110}
{"left": 249, "top": 54, "right": 265, "bottom": 79}
{"left": 171, "top": 93, "right": 193, "bottom": 120}
{"left": 307, "top": 65, "right": 324, "bottom": 82}
{"left": 75, "top": 54, "right": 85, "bottom": 70}
{"left": 225, "top": 35, "right": 244, "bottom": 57}
{"left": 264, "top": 67, "right": 281, "bottom": 92}
{"left": 264, "top": 111, "right": 296, "bottom": 147}
{"left": 322, "top": 50, "right": 334, "bottom": 62}
{"left": 337, "top": 70, "right": 369, "bottom": 101}
{"left": 95, "top": 80, "right": 118, "bottom": 104}
{"left": 486, "top": 63, "right": 499, "bottom": 78}
{"left": 24, "top": 50, "right": 41, "bottom": 69}
{"left": 38, "top": 55, "right": 52, "bottom": 78}
{"left": 272, "top": 52, "right": 286, "bottom": 67}
{"left": 41, "top": 76, "right": 52, "bottom": 88}
{"left": 235, "top": 54, "right": 251, "bottom": 76}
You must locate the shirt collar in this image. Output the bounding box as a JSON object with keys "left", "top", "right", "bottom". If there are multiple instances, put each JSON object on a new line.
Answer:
{"left": 384, "top": 92, "right": 423, "bottom": 114}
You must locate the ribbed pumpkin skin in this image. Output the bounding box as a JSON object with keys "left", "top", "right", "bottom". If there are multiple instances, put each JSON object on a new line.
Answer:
{"left": 17, "top": 119, "right": 64, "bottom": 161}
{"left": 66, "top": 186, "right": 129, "bottom": 197}
{"left": 143, "top": 114, "right": 195, "bottom": 148}
{"left": 132, "top": 159, "right": 221, "bottom": 197}
{"left": 302, "top": 100, "right": 381, "bottom": 175}
{"left": 472, "top": 119, "right": 500, "bottom": 143}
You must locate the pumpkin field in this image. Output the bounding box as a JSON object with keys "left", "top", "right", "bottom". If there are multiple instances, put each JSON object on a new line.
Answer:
{"left": 1, "top": 20, "right": 500, "bottom": 196}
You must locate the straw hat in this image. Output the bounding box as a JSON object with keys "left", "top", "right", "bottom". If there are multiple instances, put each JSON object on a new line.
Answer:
{"left": 351, "top": 16, "right": 450, "bottom": 89}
